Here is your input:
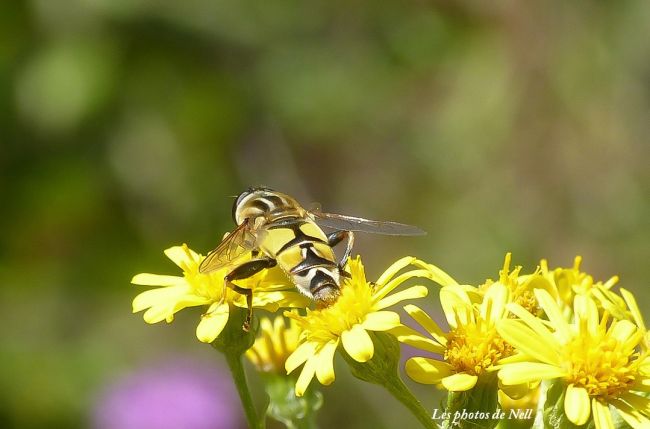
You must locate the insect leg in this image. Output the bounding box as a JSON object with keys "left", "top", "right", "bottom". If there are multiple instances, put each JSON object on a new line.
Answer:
{"left": 327, "top": 230, "right": 355, "bottom": 271}
{"left": 224, "top": 258, "right": 277, "bottom": 331}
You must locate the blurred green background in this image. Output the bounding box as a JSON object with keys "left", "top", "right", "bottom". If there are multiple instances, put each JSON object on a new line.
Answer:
{"left": 1, "top": 0, "right": 649, "bottom": 428}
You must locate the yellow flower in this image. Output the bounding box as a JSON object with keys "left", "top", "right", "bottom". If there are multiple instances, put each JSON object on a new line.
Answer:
{"left": 400, "top": 282, "right": 515, "bottom": 392}
{"left": 541, "top": 256, "right": 620, "bottom": 313}
{"left": 132, "top": 244, "right": 307, "bottom": 343}
{"left": 284, "top": 256, "right": 453, "bottom": 396}
{"left": 476, "top": 253, "right": 557, "bottom": 318}
{"left": 246, "top": 313, "right": 301, "bottom": 374}
{"left": 497, "top": 289, "right": 650, "bottom": 429}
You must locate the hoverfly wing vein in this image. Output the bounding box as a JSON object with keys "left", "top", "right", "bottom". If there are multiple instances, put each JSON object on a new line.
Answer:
{"left": 309, "top": 211, "right": 426, "bottom": 236}
{"left": 199, "top": 221, "right": 256, "bottom": 274}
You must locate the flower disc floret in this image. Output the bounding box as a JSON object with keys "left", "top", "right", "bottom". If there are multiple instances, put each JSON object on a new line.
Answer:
{"left": 445, "top": 322, "right": 514, "bottom": 377}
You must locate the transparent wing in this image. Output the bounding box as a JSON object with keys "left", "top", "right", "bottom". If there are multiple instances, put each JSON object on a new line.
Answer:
{"left": 199, "top": 221, "right": 259, "bottom": 273}
{"left": 309, "top": 210, "right": 426, "bottom": 236}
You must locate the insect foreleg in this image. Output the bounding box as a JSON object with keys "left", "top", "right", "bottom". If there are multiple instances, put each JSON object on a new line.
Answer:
{"left": 224, "top": 258, "right": 277, "bottom": 331}
{"left": 327, "top": 230, "right": 355, "bottom": 271}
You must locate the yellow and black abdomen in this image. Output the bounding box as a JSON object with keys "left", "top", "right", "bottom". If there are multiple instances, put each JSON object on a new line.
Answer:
{"left": 258, "top": 218, "right": 341, "bottom": 303}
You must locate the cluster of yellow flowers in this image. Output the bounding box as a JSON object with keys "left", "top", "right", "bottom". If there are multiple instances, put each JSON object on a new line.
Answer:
{"left": 132, "top": 246, "right": 649, "bottom": 429}
{"left": 401, "top": 253, "right": 649, "bottom": 428}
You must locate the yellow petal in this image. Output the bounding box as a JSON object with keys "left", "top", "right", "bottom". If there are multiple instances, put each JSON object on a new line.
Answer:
{"left": 534, "top": 289, "right": 570, "bottom": 343}
{"left": 497, "top": 319, "right": 560, "bottom": 366}
{"left": 389, "top": 325, "right": 445, "bottom": 354}
{"left": 143, "top": 292, "right": 211, "bottom": 323}
{"left": 620, "top": 288, "right": 646, "bottom": 331}
{"left": 140, "top": 292, "right": 208, "bottom": 323}
{"left": 373, "top": 270, "right": 432, "bottom": 301}
{"left": 574, "top": 295, "right": 599, "bottom": 336}
{"left": 376, "top": 286, "right": 428, "bottom": 310}
{"left": 295, "top": 356, "right": 317, "bottom": 397}
{"left": 270, "top": 316, "right": 286, "bottom": 358}
{"left": 641, "top": 355, "right": 650, "bottom": 376}
{"left": 131, "top": 273, "right": 184, "bottom": 286}
{"left": 633, "top": 378, "right": 650, "bottom": 392}
{"left": 253, "top": 291, "right": 310, "bottom": 309}
{"left": 591, "top": 287, "right": 629, "bottom": 321}
{"left": 496, "top": 353, "right": 535, "bottom": 366}
{"left": 164, "top": 245, "right": 197, "bottom": 268}
{"left": 361, "top": 311, "right": 401, "bottom": 331}
{"left": 521, "top": 273, "right": 557, "bottom": 301}
{"left": 480, "top": 283, "right": 507, "bottom": 325}
{"left": 405, "top": 357, "right": 453, "bottom": 384}
{"left": 346, "top": 257, "right": 367, "bottom": 284}
{"left": 245, "top": 347, "right": 262, "bottom": 368}
{"left": 410, "top": 259, "right": 459, "bottom": 287}
{"left": 440, "top": 286, "right": 472, "bottom": 328}
{"left": 498, "top": 362, "right": 567, "bottom": 385}
{"left": 403, "top": 304, "right": 447, "bottom": 345}
{"left": 499, "top": 381, "right": 534, "bottom": 400}
{"left": 195, "top": 302, "right": 229, "bottom": 343}
{"left": 286, "top": 341, "right": 317, "bottom": 374}
{"left": 142, "top": 304, "right": 175, "bottom": 323}
{"left": 610, "top": 319, "right": 637, "bottom": 343}
{"left": 609, "top": 398, "right": 650, "bottom": 429}
{"left": 441, "top": 373, "right": 478, "bottom": 391}
{"left": 505, "top": 303, "right": 558, "bottom": 353}
{"left": 376, "top": 256, "right": 416, "bottom": 286}
{"left": 591, "top": 398, "right": 614, "bottom": 429}
{"left": 132, "top": 286, "right": 187, "bottom": 312}
{"left": 620, "top": 392, "right": 650, "bottom": 417}
{"left": 258, "top": 318, "right": 280, "bottom": 362}
{"left": 341, "top": 324, "right": 374, "bottom": 362}
{"left": 565, "top": 384, "right": 591, "bottom": 425}
{"left": 315, "top": 341, "right": 338, "bottom": 385}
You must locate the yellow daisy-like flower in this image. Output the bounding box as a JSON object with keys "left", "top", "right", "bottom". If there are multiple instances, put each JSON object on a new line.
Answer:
{"left": 479, "top": 253, "right": 556, "bottom": 316}
{"left": 497, "top": 289, "right": 650, "bottom": 429}
{"left": 400, "top": 283, "right": 515, "bottom": 392}
{"left": 132, "top": 244, "right": 308, "bottom": 343}
{"left": 246, "top": 313, "right": 301, "bottom": 374}
{"left": 541, "top": 256, "right": 620, "bottom": 313}
{"left": 284, "top": 256, "right": 455, "bottom": 396}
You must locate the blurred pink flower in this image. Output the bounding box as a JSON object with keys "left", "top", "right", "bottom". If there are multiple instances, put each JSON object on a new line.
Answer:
{"left": 92, "top": 359, "right": 241, "bottom": 429}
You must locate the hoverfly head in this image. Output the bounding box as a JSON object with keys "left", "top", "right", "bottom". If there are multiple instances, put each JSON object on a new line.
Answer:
{"left": 232, "top": 186, "right": 277, "bottom": 224}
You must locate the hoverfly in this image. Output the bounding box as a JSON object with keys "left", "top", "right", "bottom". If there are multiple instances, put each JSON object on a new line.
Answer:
{"left": 199, "top": 187, "right": 425, "bottom": 330}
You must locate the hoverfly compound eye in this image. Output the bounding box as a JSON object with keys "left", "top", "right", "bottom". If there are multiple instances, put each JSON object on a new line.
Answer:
{"left": 232, "top": 190, "right": 250, "bottom": 224}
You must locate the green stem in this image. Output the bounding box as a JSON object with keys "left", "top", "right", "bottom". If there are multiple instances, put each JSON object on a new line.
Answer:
{"left": 342, "top": 332, "right": 437, "bottom": 429}
{"left": 384, "top": 375, "right": 438, "bottom": 429}
{"left": 213, "top": 306, "right": 262, "bottom": 429}
{"left": 225, "top": 350, "right": 263, "bottom": 429}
